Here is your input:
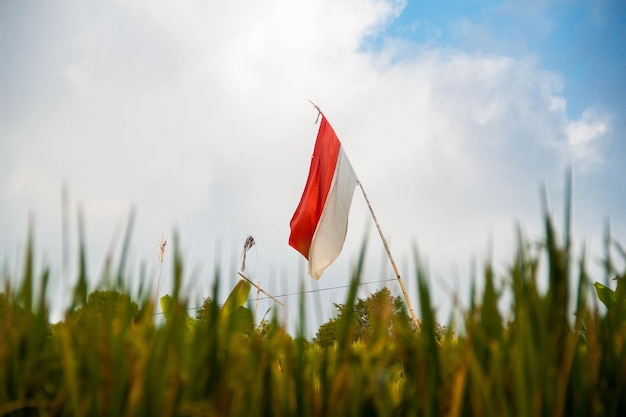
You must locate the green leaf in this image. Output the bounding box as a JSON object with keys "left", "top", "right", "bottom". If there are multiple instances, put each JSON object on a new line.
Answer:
{"left": 593, "top": 282, "right": 617, "bottom": 309}
{"left": 219, "top": 280, "right": 251, "bottom": 318}
{"left": 160, "top": 294, "right": 176, "bottom": 321}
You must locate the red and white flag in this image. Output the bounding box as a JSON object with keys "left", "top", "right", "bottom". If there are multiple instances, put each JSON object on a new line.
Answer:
{"left": 289, "top": 115, "right": 357, "bottom": 279}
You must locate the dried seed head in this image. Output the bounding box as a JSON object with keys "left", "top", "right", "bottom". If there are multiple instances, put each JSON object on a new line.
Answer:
{"left": 240, "top": 235, "right": 255, "bottom": 271}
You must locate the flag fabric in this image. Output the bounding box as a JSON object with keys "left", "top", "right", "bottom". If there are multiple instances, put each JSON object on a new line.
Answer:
{"left": 289, "top": 115, "right": 357, "bottom": 279}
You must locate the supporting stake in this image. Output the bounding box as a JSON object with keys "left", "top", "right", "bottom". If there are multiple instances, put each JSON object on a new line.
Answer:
{"left": 357, "top": 180, "right": 421, "bottom": 330}
{"left": 153, "top": 233, "right": 166, "bottom": 317}
{"left": 238, "top": 272, "right": 285, "bottom": 307}
{"left": 256, "top": 279, "right": 261, "bottom": 319}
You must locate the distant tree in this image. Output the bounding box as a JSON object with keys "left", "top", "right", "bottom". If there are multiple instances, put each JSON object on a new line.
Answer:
{"left": 255, "top": 317, "right": 293, "bottom": 343}
{"left": 313, "top": 288, "right": 418, "bottom": 347}
{"left": 314, "top": 316, "right": 340, "bottom": 348}
{"left": 196, "top": 296, "right": 218, "bottom": 323}
{"left": 69, "top": 290, "right": 140, "bottom": 326}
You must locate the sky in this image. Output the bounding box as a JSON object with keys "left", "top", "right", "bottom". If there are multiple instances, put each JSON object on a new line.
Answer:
{"left": 1, "top": 0, "right": 625, "bottom": 334}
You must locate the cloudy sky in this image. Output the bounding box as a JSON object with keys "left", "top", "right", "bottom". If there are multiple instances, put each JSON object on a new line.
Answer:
{"left": 1, "top": 0, "right": 625, "bottom": 333}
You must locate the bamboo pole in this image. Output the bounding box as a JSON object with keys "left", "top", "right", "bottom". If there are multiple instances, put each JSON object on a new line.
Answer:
{"left": 153, "top": 233, "right": 166, "bottom": 317}
{"left": 238, "top": 272, "right": 285, "bottom": 307}
{"left": 356, "top": 180, "right": 421, "bottom": 330}
{"left": 255, "top": 279, "right": 261, "bottom": 318}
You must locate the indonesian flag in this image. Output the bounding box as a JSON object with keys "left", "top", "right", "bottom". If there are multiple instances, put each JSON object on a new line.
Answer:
{"left": 289, "top": 115, "right": 357, "bottom": 279}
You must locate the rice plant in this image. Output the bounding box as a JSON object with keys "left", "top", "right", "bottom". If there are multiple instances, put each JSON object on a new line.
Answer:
{"left": 1, "top": 197, "right": 625, "bottom": 416}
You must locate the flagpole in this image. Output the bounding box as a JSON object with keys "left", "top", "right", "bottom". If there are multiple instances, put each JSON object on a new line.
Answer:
{"left": 356, "top": 180, "right": 421, "bottom": 330}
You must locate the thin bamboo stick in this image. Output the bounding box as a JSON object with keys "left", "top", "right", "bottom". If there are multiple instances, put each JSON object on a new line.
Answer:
{"left": 357, "top": 180, "right": 421, "bottom": 330}
{"left": 238, "top": 272, "right": 285, "bottom": 307}
{"left": 153, "top": 233, "right": 166, "bottom": 317}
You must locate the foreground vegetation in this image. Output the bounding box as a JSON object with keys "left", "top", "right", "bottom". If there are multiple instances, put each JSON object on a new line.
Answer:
{"left": 1, "top": 201, "right": 626, "bottom": 416}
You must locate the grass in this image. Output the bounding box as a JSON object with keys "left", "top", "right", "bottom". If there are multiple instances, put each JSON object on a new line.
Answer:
{"left": 1, "top": 200, "right": 626, "bottom": 416}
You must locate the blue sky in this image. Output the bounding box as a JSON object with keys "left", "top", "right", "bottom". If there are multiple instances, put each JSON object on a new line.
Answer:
{"left": 1, "top": 0, "right": 625, "bottom": 333}
{"left": 386, "top": 1, "right": 626, "bottom": 117}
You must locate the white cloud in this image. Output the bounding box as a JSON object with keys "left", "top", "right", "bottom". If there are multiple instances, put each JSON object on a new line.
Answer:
{"left": 0, "top": 0, "right": 619, "bottom": 330}
{"left": 564, "top": 107, "right": 610, "bottom": 165}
